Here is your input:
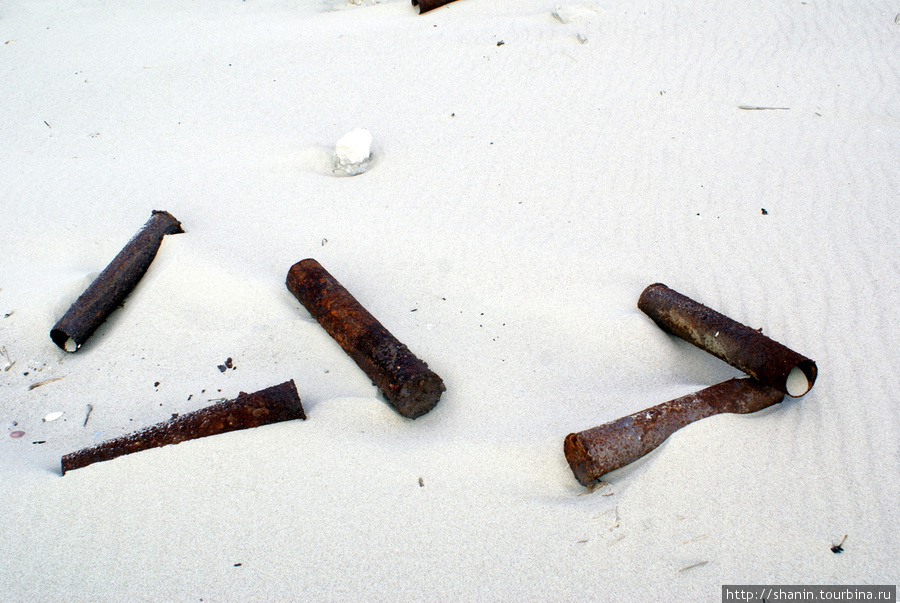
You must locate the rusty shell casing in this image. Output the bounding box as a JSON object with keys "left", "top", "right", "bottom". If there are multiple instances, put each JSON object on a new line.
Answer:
{"left": 286, "top": 258, "right": 445, "bottom": 419}
{"left": 61, "top": 380, "right": 305, "bottom": 474}
{"left": 638, "top": 283, "right": 817, "bottom": 397}
{"left": 412, "top": 0, "right": 459, "bottom": 14}
{"left": 50, "top": 210, "right": 184, "bottom": 353}
{"left": 564, "top": 378, "right": 784, "bottom": 487}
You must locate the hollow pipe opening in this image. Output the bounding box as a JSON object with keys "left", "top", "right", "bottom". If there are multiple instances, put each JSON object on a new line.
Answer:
{"left": 786, "top": 360, "right": 818, "bottom": 397}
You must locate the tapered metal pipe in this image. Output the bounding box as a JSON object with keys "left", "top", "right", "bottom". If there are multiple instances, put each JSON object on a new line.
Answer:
{"left": 638, "top": 283, "right": 817, "bottom": 397}
{"left": 412, "top": 0, "right": 460, "bottom": 14}
{"left": 50, "top": 210, "right": 183, "bottom": 352}
{"left": 61, "top": 380, "right": 305, "bottom": 474}
{"left": 564, "top": 378, "right": 784, "bottom": 486}
{"left": 286, "top": 259, "right": 445, "bottom": 419}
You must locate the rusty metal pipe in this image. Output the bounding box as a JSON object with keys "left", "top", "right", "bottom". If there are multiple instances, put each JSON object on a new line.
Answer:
{"left": 50, "top": 210, "right": 184, "bottom": 352}
{"left": 638, "top": 283, "right": 817, "bottom": 397}
{"left": 564, "top": 378, "right": 784, "bottom": 486}
{"left": 412, "top": 0, "right": 460, "bottom": 14}
{"left": 61, "top": 380, "right": 305, "bottom": 474}
{"left": 286, "top": 259, "right": 445, "bottom": 419}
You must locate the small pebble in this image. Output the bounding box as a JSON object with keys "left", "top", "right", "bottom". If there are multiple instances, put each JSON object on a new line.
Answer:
{"left": 10, "top": 430, "right": 25, "bottom": 438}
{"left": 334, "top": 128, "right": 373, "bottom": 176}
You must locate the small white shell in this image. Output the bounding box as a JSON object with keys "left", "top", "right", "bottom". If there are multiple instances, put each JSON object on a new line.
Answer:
{"left": 43, "top": 411, "right": 65, "bottom": 422}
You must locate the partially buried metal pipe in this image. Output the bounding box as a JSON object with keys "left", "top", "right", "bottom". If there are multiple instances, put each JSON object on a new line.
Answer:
{"left": 50, "top": 210, "right": 183, "bottom": 352}
{"left": 564, "top": 378, "right": 784, "bottom": 486}
{"left": 286, "top": 259, "right": 445, "bottom": 419}
{"left": 412, "top": 0, "right": 460, "bottom": 14}
{"left": 638, "top": 283, "right": 817, "bottom": 397}
{"left": 61, "top": 380, "right": 306, "bottom": 474}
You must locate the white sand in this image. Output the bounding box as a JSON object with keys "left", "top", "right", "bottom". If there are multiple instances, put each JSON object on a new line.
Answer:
{"left": 2, "top": 0, "right": 898, "bottom": 599}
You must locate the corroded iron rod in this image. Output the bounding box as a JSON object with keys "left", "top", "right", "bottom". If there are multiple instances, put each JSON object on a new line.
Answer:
{"left": 51, "top": 210, "right": 184, "bottom": 352}
{"left": 412, "top": 0, "right": 460, "bottom": 14}
{"left": 638, "top": 283, "right": 817, "bottom": 397}
{"left": 61, "top": 380, "right": 305, "bottom": 474}
{"left": 564, "top": 378, "right": 784, "bottom": 486}
{"left": 286, "top": 258, "right": 445, "bottom": 419}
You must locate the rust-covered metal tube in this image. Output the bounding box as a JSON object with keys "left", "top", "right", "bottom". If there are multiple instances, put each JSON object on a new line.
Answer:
{"left": 50, "top": 210, "right": 184, "bottom": 352}
{"left": 412, "top": 0, "right": 460, "bottom": 14}
{"left": 61, "top": 380, "right": 305, "bottom": 474}
{"left": 564, "top": 378, "right": 784, "bottom": 486}
{"left": 286, "top": 258, "right": 445, "bottom": 419}
{"left": 638, "top": 283, "right": 817, "bottom": 397}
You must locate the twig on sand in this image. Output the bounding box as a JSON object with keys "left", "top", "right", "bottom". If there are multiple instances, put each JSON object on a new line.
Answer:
{"left": 678, "top": 561, "right": 708, "bottom": 572}
{"left": 29, "top": 376, "right": 66, "bottom": 390}
{"left": 738, "top": 106, "right": 790, "bottom": 111}
{"left": 831, "top": 534, "right": 848, "bottom": 553}
{"left": 609, "top": 506, "right": 620, "bottom": 531}
{"left": 1, "top": 346, "right": 14, "bottom": 371}
{"left": 83, "top": 404, "right": 94, "bottom": 427}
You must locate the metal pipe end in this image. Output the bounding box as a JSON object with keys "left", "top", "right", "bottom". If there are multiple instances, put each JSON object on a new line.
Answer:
{"left": 50, "top": 329, "right": 79, "bottom": 352}
{"left": 150, "top": 209, "right": 185, "bottom": 235}
{"left": 564, "top": 432, "right": 599, "bottom": 487}
{"left": 786, "top": 359, "right": 817, "bottom": 397}
{"left": 392, "top": 371, "right": 446, "bottom": 419}
{"left": 412, "top": 0, "right": 458, "bottom": 14}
